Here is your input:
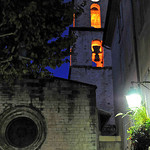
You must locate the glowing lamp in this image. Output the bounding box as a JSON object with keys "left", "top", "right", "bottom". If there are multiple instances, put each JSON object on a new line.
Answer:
{"left": 125, "top": 88, "right": 142, "bottom": 110}
{"left": 91, "top": 0, "right": 100, "bottom": 2}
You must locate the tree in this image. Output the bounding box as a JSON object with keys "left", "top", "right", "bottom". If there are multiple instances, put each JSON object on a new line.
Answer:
{"left": 0, "top": 0, "right": 84, "bottom": 83}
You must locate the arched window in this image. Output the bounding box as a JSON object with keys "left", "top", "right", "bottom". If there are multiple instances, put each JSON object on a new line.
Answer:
{"left": 91, "top": 40, "right": 104, "bottom": 67}
{"left": 90, "top": 4, "right": 101, "bottom": 28}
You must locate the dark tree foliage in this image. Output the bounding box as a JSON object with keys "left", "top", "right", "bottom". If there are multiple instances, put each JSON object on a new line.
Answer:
{"left": 0, "top": 0, "right": 84, "bottom": 83}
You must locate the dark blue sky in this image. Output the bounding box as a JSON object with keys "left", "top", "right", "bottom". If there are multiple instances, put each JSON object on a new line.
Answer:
{"left": 46, "top": 0, "right": 72, "bottom": 79}
{"left": 46, "top": 59, "right": 70, "bottom": 79}
{"left": 47, "top": 25, "right": 71, "bottom": 79}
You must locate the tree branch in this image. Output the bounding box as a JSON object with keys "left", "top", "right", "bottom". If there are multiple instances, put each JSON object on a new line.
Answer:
{"left": 0, "top": 32, "right": 15, "bottom": 38}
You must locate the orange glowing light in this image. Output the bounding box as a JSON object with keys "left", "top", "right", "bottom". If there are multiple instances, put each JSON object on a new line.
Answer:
{"left": 90, "top": 4, "right": 101, "bottom": 28}
{"left": 91, "top": 40, "right": 104, "bottom": 67}
{"left": 73, "top": 13, "right": 75, "bottom": 27}
{"left": 70, "top": 48, "right": 72, "bottom": 66}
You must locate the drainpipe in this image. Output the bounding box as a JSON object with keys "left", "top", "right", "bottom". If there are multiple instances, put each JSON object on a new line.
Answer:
{"left": 130, "top": 0, "right": 140, "bottom": 83}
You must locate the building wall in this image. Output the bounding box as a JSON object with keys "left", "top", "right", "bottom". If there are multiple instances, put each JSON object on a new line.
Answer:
{"left": 136, "top": 0, "right": 150, "bottom": 116}
{"left": 110, "top": 0, "right": 150, "bottom": 149}
{"left": 70, "top": 0, "right": 116, "bottom": 136}
{"left": 74, "top": 0, "right": 108, "bottom": 28}
{"left": 99, "top": 136, "right": 121, "bottom": 150}
{"left": 111, "top": 0, "right": 140, "bottom": 148}
{"left": 69, "top": 67, "right": 115, "bottom": 126}
{"left": 71, "top": 30, "right": 112, "bottom": 67}
{"left": 0, "top": 78, "right": 98, "bottom": 150}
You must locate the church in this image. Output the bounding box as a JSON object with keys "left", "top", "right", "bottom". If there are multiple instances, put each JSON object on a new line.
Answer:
{"left": 0, "top": 0, "right": 125, "bottom": 150}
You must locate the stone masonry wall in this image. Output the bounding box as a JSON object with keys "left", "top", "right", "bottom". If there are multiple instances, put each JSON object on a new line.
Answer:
{"left": 71, "top": 30, "right": 112, "bottom": 67}
{"left": 0, "top": 78, "right": 98, "bottom": 150}
{"left": 111, "top": 0, "right": 150, "bottom": 149}
{"left": 74, "top": 0, "right": 109, "bottom": 28}
{"left": 69, "top": 67, "right": 115, "bottom": 125}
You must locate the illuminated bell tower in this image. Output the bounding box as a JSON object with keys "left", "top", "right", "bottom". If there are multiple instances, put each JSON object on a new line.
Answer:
{"left": 69, "top": 0, "right": 116, "bottom": 135}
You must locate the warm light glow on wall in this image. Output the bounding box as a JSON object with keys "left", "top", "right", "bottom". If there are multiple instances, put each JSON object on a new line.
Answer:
{"left": 91, "top": 40, "right": 104, "bottom": 67}
{"left": 73, "top": 13, "right": 75, "bottom": 27}
{"left": 70, "top": 48, "right": 72, "bottom": 66}
{"left": 90, "top": 4, "right": 101, "bottom": 28}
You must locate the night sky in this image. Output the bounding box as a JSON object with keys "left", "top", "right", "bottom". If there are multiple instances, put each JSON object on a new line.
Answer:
{"left": 47, "top": 0, "right": 72, "bottom": 79}
{"left": 46, "top": 60, "right": 70, "bottom": 79}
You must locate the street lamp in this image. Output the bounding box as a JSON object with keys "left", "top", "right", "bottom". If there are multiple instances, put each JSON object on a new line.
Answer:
{"left": 91, "top": 0, "right": 100, "bottom": 2}
{"left": 125, "top": 81, "right": 150, "bottom": 110}
{"left": 125, "top": 88, "right": 142, "bottom": 110}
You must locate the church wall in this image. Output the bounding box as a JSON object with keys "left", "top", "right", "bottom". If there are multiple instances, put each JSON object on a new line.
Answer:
{"left": 70, "top": 0, "right": 117, "bottom": 141}
{"left": 69, "top": 67, "right": 115, "bottom": 126}
{"left": 71, "top": 30, "right": 112, "bottom": 67}
{"left": 104, "top": 48, "right": 112, "bottom": 67}
{"left": 71, "top": 30, "right": 103, "bottom": 66}
{"left": 70, "top": 0, "right": 115, "bottom": 137}
{"left": 74, "top": 0, "right": 108, "bottom": 28}
{"left": 0, "top": 78, "right": 98, "bottom": 150}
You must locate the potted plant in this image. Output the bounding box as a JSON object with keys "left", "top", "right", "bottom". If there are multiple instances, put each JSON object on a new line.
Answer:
{"left": 116, "top": 106, "right": 150, "bottom": 150}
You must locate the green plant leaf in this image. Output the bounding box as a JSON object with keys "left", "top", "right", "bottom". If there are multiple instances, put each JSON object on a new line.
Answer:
{"left": 115, "top": 113, "right": 124, "bottom": 117}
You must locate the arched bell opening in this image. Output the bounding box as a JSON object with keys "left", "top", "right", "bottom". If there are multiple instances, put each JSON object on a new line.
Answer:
{"left": 91, "top": 40, "right": 104, "bottom": 67}
{"left": 90, "top": 4, "right": 101, "bottom": 28}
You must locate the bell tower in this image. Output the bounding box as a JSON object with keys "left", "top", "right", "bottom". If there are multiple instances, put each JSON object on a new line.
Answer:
{"left": 69, "top": 0, "right": 116, "bottom": 135}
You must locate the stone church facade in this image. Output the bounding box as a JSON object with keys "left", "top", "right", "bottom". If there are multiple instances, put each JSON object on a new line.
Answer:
{"left": 0, "top": 78, "right": 98, "bottom": 150}
{"left": 0, "top": 0, "right": 122, "bottom": 150}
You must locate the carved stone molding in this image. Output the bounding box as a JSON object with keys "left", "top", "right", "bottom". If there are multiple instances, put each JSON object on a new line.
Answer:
{"left": 0, "top": 106, "right": 46, "bottom": 150}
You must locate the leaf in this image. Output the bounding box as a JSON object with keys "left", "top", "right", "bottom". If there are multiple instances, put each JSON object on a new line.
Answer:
{"left": 115, "top": 113, "right": 124, "bottom": 117}
{"left": 122, "top": 110, "right": 133, "bottom": 118}
{"left": 23, "top": 69, "right": 28, "bottom": 74}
